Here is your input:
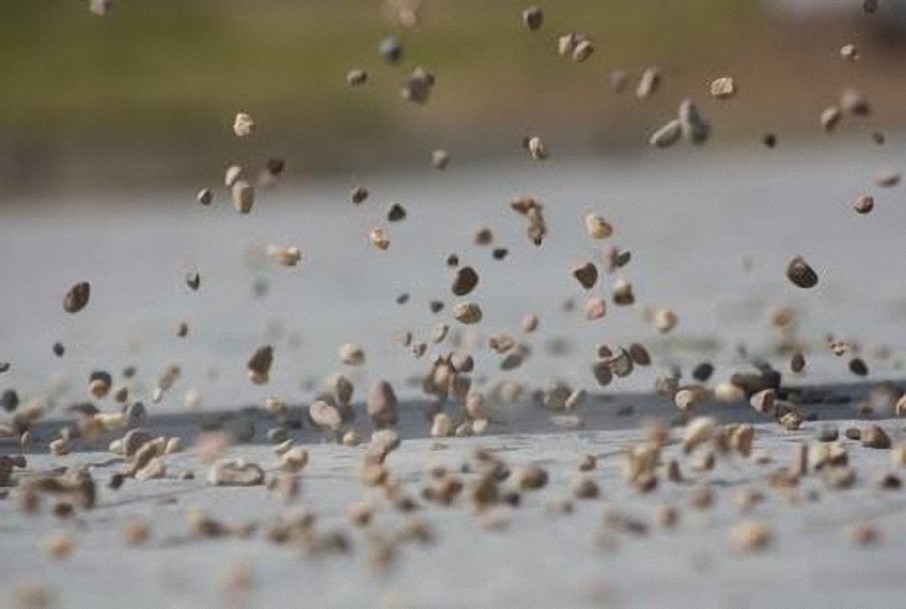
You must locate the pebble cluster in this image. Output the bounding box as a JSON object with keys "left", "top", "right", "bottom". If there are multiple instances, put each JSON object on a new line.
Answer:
{"left": 2, "top": 1, "right": 906, "bottom": 607}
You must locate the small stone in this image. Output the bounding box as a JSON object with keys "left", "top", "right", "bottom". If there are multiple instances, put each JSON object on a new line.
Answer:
{"left": 379, "top": 36, "right": 403, "bottom": 64}
{"left": 578, "top": 454, "right": 596, "bottom": 471}
{"left": 432, "top": 149, "right": 450, "bottom": 170}
{"left": 492, "top": 247, "right": 508, "bottom": 260}
{"left": 849, "top": 357, "right": 869, "bottom": 376}
{"left": 571, "top": 476, "right": 600, "bottom": 499}
{"left": 350, "top": 186, "right": 369, "bottom": 205}
{"left": 849, "top": 521, "right": 880, "bottom": 545}
{"left": 247, "top": 345, "right": 273, "bottom": 385}
{"left": 233, "top": 112, "right": 255, "bottom": 137}
{"left": 124, "top": 520, "right": 151, "bottom": 546}
{"left": 430, "top": 413, "right": 451, "bottom": 438}
{"left": 584, "top": 298, "right": 607, "bottom": 321}
{"left": 370, "top": 226, "right": 390, "bottom": 250}
{"left": 452, "top": 266, "right": 479, "bottom": 296}
{"left": 636, "top": 67, "right": 661, "bottom": 99}
{"left": 196, "top": 188, "right": 213, "bottom": 205}
{"left": 310, "top": 401, "right": 342, "bottom": 432}
{"left": 209, "top": 459, "right": 265, "bottom": 486}
{"left": 584, "top": 214, "right": 613, "bottom": 239}
{"left": 786, "top": 256, "right": 818, "bottom": 288}
{"left": 820, "top": 106, "right": 841, "bottom": 132}
{"left": 401, "top": 67, "right": 435, "bottom": 104}
{"left": 653, "top": 308, "right": 678, "bottom": 333}
{"left": 692, "top": 362, "right": 714, "bottom": 382}
{"left": 387, "top": 203, "right": 406, "bottom": 222}
{"left": 90, "top": 0, "right": 111, "bottom": 16}
{"left": 763, "top": 133, "right": 777, "bottom": 148}
{"left": 840, "top": 44, "right": 859, "bottom": 61}
{"left": 267, "top": 245, "right": 301, "bottom": 267}
{"left": 649, "top": 119, "right": 682, "bottom": 148}
{"left": 817, "top": 425, "right": 839, "bottom": 442}
{"left": 872, "top": 130, "right": 886, "bottom": 145}
{"left": 224, "top": 165, "right": 243, "bottom": 187}
{"left": 44, "top": 533, "right": 75, "bottom": 560}
{"left": 521, "top": 313, "right": 539, "bottom": 333}
{"left": 678, "top": 99, "right": 710, "bottom": 145}
{"left": 710, "top": 77, "right": 737, "bottom": 99}
{"left": 514, "top": 465, "right": 548, "bottom": 490}
{"left": 572, "top": 39, "right": 594, "bottom": 62}
{"left": 452, "top": 302, "right": 483, "bottom": 324}
{"left": 750, "top": 389, "right": 776, "bottom": 415}
{"left": 730, "top": 521, "right": 772, "bottom": 553}
{"left": 186, "top": 270, "right": 200, "bottom": 291}
{"left": 279, "top": 447, "right": 308, "bottom": 473}
{"left": 875, "top": 169, "right": 900, "bottom": 188}
{"left": 862, "top": 425, "right": 891, "bottom": 449}
{"left": 527, "top": 136, "right": 547, "bottom": 161}
{"left": 609, "top": 69, "right": 627, "bottom": 92}
{"left": 790, "top": 352, "right": 806, "bottom": 373}
{"left": 367, "top": 380, "right": 399, "bottom": 427}
{"left": 63, "top": 282, "right": 91, "bottom": 314}
{"left": 338, "top": 343, "right": 365, "bottom": 366}
{"left": 841, "top": 88, "right": 870, "bottom": 116}
{"left": 521, "top": 6, "right": 543, "bottom": 31}
{"left": 346, "top": 69, "right": 368, "bottom": 87}
{"left": 177, "top": 321, "right": 188, "bottom": 337}
{"left": 572, "top": 262, "right": 598, "bottom": 290}
{"left": 231, "top": 179, "right": 255, "bottom": 214}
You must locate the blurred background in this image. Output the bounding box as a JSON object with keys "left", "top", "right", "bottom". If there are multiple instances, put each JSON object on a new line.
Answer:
{"left": 2, "top": 0, "right": 906, "bottom": 193}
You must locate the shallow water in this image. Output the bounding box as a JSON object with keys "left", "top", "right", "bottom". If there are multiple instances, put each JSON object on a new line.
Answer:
{"left": 1, "top": 142, "right": 905, "bottom": 412}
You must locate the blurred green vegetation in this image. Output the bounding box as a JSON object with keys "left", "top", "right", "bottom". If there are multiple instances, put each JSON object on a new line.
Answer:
{"left": 0, "top": 0, "right": 762, "bottom": 138}
{"left": 0, "top": 0, "right": 903, "bottom": 187}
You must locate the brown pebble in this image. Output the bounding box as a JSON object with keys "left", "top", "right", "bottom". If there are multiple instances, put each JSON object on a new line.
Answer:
{"left": 572, "top": 262, "right": 598, "bottom": 290}
{"left": 124, "top": 520, "right": 151, "bottom": 546}
{"left": 370, "top": 227, "right": 390, "bottom": 250}
{"left": 786, "top": 256, "right": 818, "bottom": 288}
{"left": 350, "top": 186, "right": 369, "bottom": 204}
{"left": 730, "top": 521, "right": 772, "bottom": 553}
{"left": 346, "top": 69, "right": 368, "bottom": 87}
{"left": 571, "top": 476, "right": 600, "bottom": 499}
{"left": 247, "top": 345, "right": 273, "bottom": 385}
{"left": 196, "top": 188, "right": 213, "bottom": 205}
{"left": 367, "top": 380, "right": 399, "bottom": 427}
{"left": 790, "top": 352, "right": 806, "bottom": 373}
{"left": 452, "top": 302, "right": 483, "bottom": 324}
{"left": 63, "top": 282, "right": 91, "bottom": 314}
{"left": 452, "top": 266, "right": 479, "bottom": 296}
{"left": 852, "top": 195, "right": 874, "bottom": 214}
{"left": 44, "top": 533, "right": 74, "bottom": 560}
{"left": 848, "top": 521, "right": 880, "bottom": 545}
{"left": 862, "top": 425, "right": 891, "bottom": 449}
{"left": 840, "top": 44, "right": 859, "bottom": 61}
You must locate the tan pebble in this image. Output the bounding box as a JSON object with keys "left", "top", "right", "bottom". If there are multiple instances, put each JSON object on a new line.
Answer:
{"left": 862, "top": 425, "right": 891, "bottom": 449}
{"left": 688, "top": 487, "right": 714, "bottom": 510}
{"left": 820, "top": 106, "right": 841, "bottom": 132}
{"left": 224, "top": 164, "right": 243, "bottom": 187}
{"left": 683, "top": 416, "right": 717, "bottom": 452}
{"left": 527, "top": 136, "right": 547, "bottom": 160}
{"left": 232, "top": 112, "right": 255, "bottom": 137}
{"left": 164, "top": 437, "right": 183, "bottom": 455}
{"left": 520, "top": 313, "right": 539, "bottom": 333}
{"left": 338, "top": 343, "right": 365, "bottom": 366}
{"left": 715, "top": 382, "right": 745, "bottom": 402}
{"left": 653, "top": 308, "right": 678, "bottom": 333}
{"left": 890, "top": 445, "right": 906, "bottom": 467}
{"left": 656, "top": 504, "right": 679, "bottom": 528}
{"left": 578, "top": 454, "right": 596, "bottom": 472}
{"left": 841, "top": 88, "right": 870, "bottom": 116}
{"left": 636, "top": 66, "right": 661, "bottom": 98}
{"left": 280, "top": 447, "right": 309, "bottom": 473}
{"left": 347, "top": 502, "right": 373, "bottom": 527}
{"left": 584, "top": 298, "right": 607, "bottom": 321}
{"left": 710, "top": 77, "right": 737, "bottom": 99}
{"left": 367, "top": 380, "right": 399, "bottom": 427}
{"left": 750, "top": 389, "right": 776, "bottom": 415}
{"left": 49, "top": 437, "right": 71, "bottom": 456}
{"left": 730, "top": 521, "right": 772, "bottom": 552}
{"left": 452, "top": 302, "right": 483, "bottom": 324}
{"left": 848, "top": 522, "right": 880, "bottom": 545}
{"left": 584, "top": 214, "right": 613, "bottom": 239}
{"left": 430, "top": 413, "right": 452, "bottom": 438}
{"left": 514, "top": 465, "right": 549, "bottom": 490}
{"left": 342, "top": 428, "right": 363, "bottom": 447}
{"left": 43, "top": 533, "right": 74, "bottom": 560}
{"left": 124, "top": 520, "right": 151, "bottom": 546}
{"left": 310, "top": 401, "right": 343, "bottom": 432}
{"left": 649, "top": 119, "right": 681, "bottom": 148}
{"left": 346, "top": 69, "right": 368, "bottom": 87}
{"left": 674, "top": 387, "right": 706, "bottom": 411}
{"left": 266, "top": 245, "right": 302, "bottom": 267}
{"left": 875, "top": 168, "right": 900, "bottom": 188}
{"left": 840, "top": 43, "right": 859, "bottom": 61}
{"left": 370, "top": 226, "right": 390, "bottom": 250}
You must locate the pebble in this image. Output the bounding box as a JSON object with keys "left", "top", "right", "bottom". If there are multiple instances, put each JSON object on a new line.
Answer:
{"left": 90, "top": 0, "right": 111, "bottom": 16}
{"left": 875, "top": 169, "right": 900, "bottom": 188}
{"left": 196, "top": 188, "right": 213, "bottom": 205}
{"left": 571, "top": 476, "right": 600, "bottom": 499}
{"left": 710, "top": 77, "right": 737, "bottom": 99}
{"left": 231, "top": 179, "right": 255, "bottom": 214}
{"left": 572, "top": 262, "right": 598, "bottom": 290}
{"left": 820, "top": 106, "right": 841, "bottom": 132}
{"left": 678, "top": 99, "right": 710, "bottom": 145}
{"left": 208, "top": 459, "right": 265, "bottom": 486}
{"left": 432, "top": 149, "right": 450, "bottom": 170}
{"left": 387, "top": 203, "right": 407, "bottom": 222}
{"left": 527, "top": 136, "right": 547, "bottom": 160}
{"left": 790, "top": 352, "right": 806, "bottom": 373}
{"left": 817, "top": 424, "right": 839, "bottom": 442}
{"left": 44, "top": 533, "right": 74, "bottom": 560}
{"left": 247, "top": 345, "right": 273, "bottom": 384}
{"left": 350, "top": 186, "right": 369, "bottom": 204}
{"left": 346, "top": 69, "right": 368, "bottom": 87}
{"left": 338, "top": 343, "right": 366, "bottom": 366}
{"left": 862, "top": 425, "right": 891, "bottom": 449}
{"left": 279, "top": 447, "right": 309, "bottom": 473}
{"left": 653, "top": 308, "right": 678, "bottom": 333}
{"left": 521, "top": 6, "right": 543, "bottom": 31}
{"left": 636, "top": 67, "right": 661, "bottom": 99}
{"left": 649, "top": 119, "right": 682, "bottom": 148}
{"left": 267, "top": 245, "right": 301, "bottom": 267}
{"left": 730, "top": 521, "right": 772, "bottom": 553}
{"left": 370, "top": 227, "right": 390, "bottom": 250}
{"left": 452, "top": 302, "right": 483, "bottom": 324}
{"left": 224, "top": 164, "right": 243, "bottom": 187}
{"left": 232, "top": 112, "right": 255, "bottom": 137}
{"left": 849, "top": 357, "right": 869, "bottom": 376}
{"left": 763, "top": 133, "right": 777, "bottom": 148}
{"left": 840, "top": 88, "right": 869, "bottom": 116}
{"left": 786, "top": 256, "right": 818, "bottom": 288}
{"left": 840, "top": 44, "right": 859, "bottom": 61}
{"left": 186, "top": 270, "right": 200, "bottom": 291}
{"left": 367, "top": 380, "right": 399, "bottom": 427}
{"left": 452, "top": 266, "right": 479, "bottom": 296}
{"left": 63, "top": 281, "right": 91, "bottom": 313}
{"left": 379, "top": 36, "right": 403, "bottom": 64}
{"left": 521, "top": 313, "right": 539, "bottom": 333}
{"left": 584, "top": 298, "right": 606, "bottom": 321}
{"left": 401, "top": 67, "right": 435, "bottom": 104}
